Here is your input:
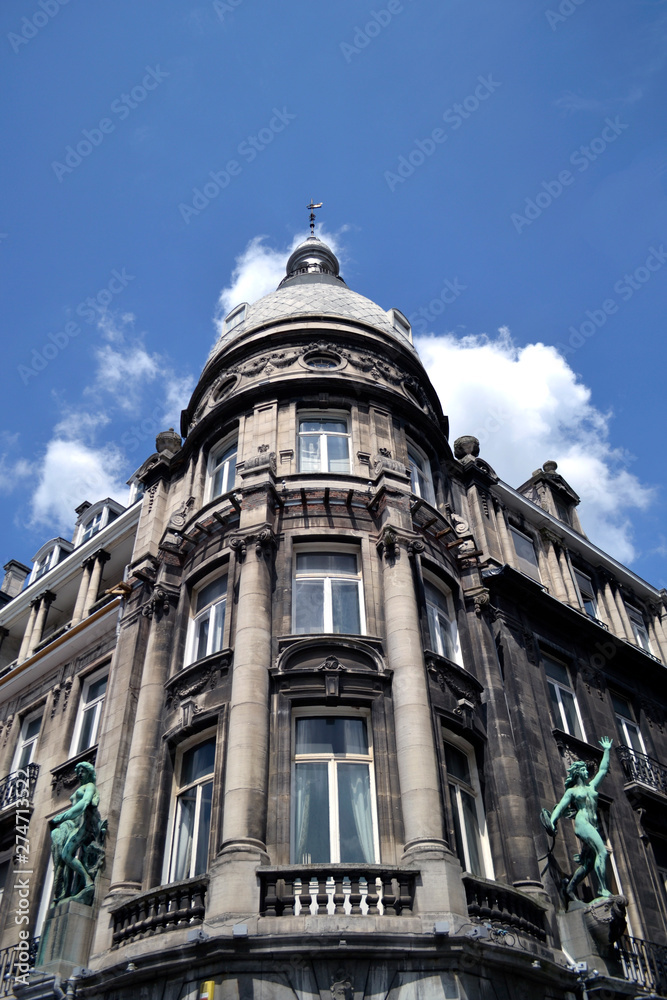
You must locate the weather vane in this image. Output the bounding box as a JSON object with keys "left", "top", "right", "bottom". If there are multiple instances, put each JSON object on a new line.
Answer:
{"left": 307, "top": 199, "right": 322, "bottom": 236}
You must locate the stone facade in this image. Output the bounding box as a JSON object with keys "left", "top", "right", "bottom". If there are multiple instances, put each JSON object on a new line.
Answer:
{"left": 0, "top": 238, "right": 666, "bottom": 999}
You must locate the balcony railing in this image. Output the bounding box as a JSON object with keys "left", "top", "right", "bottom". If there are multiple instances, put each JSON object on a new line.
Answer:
{"left": 615, "top": 935, "right": 667, "bottom": 995}
{"left": 616, "top": 745, "right": 667, "bottom": 797}
{"left": 0, "top": 764, "right": 39, "bottom": 812}
{"left": 462, "top": 875, "right": 547, "bottom": 942}
{"left": 259, "top": 865, "right": 416, "bottom": 917}
{"left": 110, "top": 877, "right": 207, "bottom": 948}
{"left": 0, "top": 938, "right": 39, "bottom": 997}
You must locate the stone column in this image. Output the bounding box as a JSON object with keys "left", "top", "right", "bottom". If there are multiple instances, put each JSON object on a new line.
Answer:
{"left": 613, "top": 587, "right": 634, "bottom": 641}
{"left": 558, "top": 547, "right": 579, "bottom": 606}
{"left": 17, "top": 598, "right": 40, "bottom": 662}
{"left": 27, "top": 591, "right": 56, "bottom": 657}
{"left": 378, "top": 529, "right": 446, "bottom": 855}
{"left": 493, "top": 500, "right": 515, "bottom": 566}
{"left": 598, "top": 574, "right": 624, "bottom": 636}
{"left": 209, "top": 527, "right": 274, "bottom": 921}
{"left": 82, "top": 550, "right": 110, "bottom": 618}
{"left": 219, "top": 528, "right": 274, "bottom": 856}
{"left": 108, "top": 584, "right": 177, "bottom": 892}
{"left": 540, "top": 531, "right": 568, "bottom": 603}
{"left": 649, "top": 602, "right": 667, "bottom": 662}
{"left": 70, "top": 559, "right": 93, "bottom": 627}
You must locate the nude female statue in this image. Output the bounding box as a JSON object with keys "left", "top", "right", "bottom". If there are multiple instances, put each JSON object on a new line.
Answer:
{"left": 542, "top": 737, "right": 613, "bottom": 900}
{"left": 49, "top": 761, "right": 105, "bottom": 904}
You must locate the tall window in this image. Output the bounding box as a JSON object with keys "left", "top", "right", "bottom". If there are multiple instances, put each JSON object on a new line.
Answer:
{"left": 407, "top": 444, "right": 435, "bottom": 504}
{"left": 509, "top": 526, "right": 541, "bottom": 582}
{"left": 209, "top": 440, "right": 237, "bottom": 499}
{"left": 293, "top": 552, "right": 364, "bottom": 635}
{"left": 12, "top": 712, "right": 42, "bottom": 771}
{"left": 186, "top": 576, "right": 227, "bottom": 665}
{"left": 443, "top": 736, "right": 492, "bottom": 878}
{"left": 574, "top": 570, "right": 597, "bottom": 618}
{"left": 424, "top": 580, "right": 458, "bottom": 662}
{"left": 298, "top": 416, "right": 350, "bottom": 474}
{"left": 611, "top": 693, "right": 646, "bottom": 755}
{"left": 167, "top": 738, "right": 215, "bottom": 882}
{"left": 626, "top": 604, "right": 651, "bottom": 653}
{"left": 292, "top": 715, "right": 378, "bottom": 864}
{"left": 544, "top": 656, "right": 585, "bottom": 741}
{"left": 70, "top": 668, "right": 108, "bottom": 756}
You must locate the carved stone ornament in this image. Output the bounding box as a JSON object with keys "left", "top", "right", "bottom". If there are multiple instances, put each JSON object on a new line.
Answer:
{"left": 142, "top": 585, "right": 177, "bottom": 619}
{"left": 426, "top": 653, "right": 482, "bottom": 707}
{"left": 372, "top": 453, "right": 409, "bottom": 477}
{"left": 330, "top": 971, "right": 353, "bottom": 1000}
{"left": 168, "top": 496, "right": 195, "bottom": 530}
{"left": 230, "top": 528, "right": 277, "bottom": 561}
{"left": 640, "top": 697, "right": 664, "bottom": 733}
{"left": 580, "top": 665, "right": 605, "bottom": 701}
{"left": 2, "top": 715, "right": 14, "bottom": 747}
{"left": 472, "top": 588, "right": 491, "bottom": 616}
{"left": 377, "top": 527, "right": 424, "bottom": 559}
{"left": 165, "top": 654, "right": 230, "bottom": 711}
{"left": 243, "top": 450, "right": 277, "bottom": 475}
{"left": 553, "top": 730, "right": 600, "bottom": 775}
{"left": 317, "top": 654, "right": 343, "bottom": 671}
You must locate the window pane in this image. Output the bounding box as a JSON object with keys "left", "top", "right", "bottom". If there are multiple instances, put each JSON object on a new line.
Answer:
{"left": 461, "top": 789, "right": 484, "bottom": 877}
{"left": 425, "top": 581, "right": 449, "bottom": 614}
{"left": 327, "top": 435, "right": 350, "bottom": 473}
{"left": 337, "top": 763, "right": 374, "bottom": 863}
{"left": 294, "top": 762, "right": 329, "bottom": 863}
{"left": 299, "top": 435, "right": 321, "bottom": 472}
{"left": 172, "top": 790, "right": 196, "bottom": 880}
{"left": 194, "top": 781, "right": 213, "bottom": 876}
{"left": 18, "top": 743, "right": 35, "bottom": 771}
{"left": 195, "top": 617, "right": 209, "bottom": 661}
{"left": 560, "top": 688, "right": 583, "bottom": 741}
{"left": 297, "top": 553, "right": 357, "bottom": 575}
{"left": 77, "top": 705, "right": 97, "bottom": 753}
{"left": 25, "top": 717, "right": 41, "bottom": 741}
{"left": 547, "top": 681, "right": 562, "bottom": 730}
{"left": 296, "top": 717, "right": 368, "bottom": 755}
{"left": 544, "top": 657, "right": 570, "bottom": 687}
{"left": 0, "top": 860, "right": 9, "bottom": 894}
{"left": 449, "top": 785, "right": 466, "bottom": 869}
{"left": 331, "top": 580, "right": 361, "bottom": 634}
{"left": 294, "top": 580, "right": 325, "bottom": 633}
{"left": 510, "top": 528, "right": 540, "bottom": 580}
{"left": 196, "top": 577, "right": 227, "bottom": 613}
{"left": 444, "top": 743, "right": 471, "bottom": 784}
{"left": 300, "top": 419, "right": 347, "bottom": 434}
{"left": 210, "top": 602, "right": 225, "bottom": 654}
{"left": 86, "top": 676, "right": 107, "bottom": 703}
{"left": 181, "top": 738, "right": 216, "bottom": 786}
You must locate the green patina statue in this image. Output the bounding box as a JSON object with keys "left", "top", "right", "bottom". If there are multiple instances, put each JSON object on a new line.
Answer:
{"left": 49, "top": 761, "right": 107, "bottom": 905}
{"left": 541, "top": 737, "right": 613, "bottom": 901}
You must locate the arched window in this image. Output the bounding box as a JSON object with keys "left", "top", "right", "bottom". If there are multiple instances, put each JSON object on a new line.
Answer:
{"left": 407, "top": 442, "right": 435, "bottom": 504}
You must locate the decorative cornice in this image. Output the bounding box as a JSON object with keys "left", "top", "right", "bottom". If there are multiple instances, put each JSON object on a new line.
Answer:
{"left": 426, "top": 652, "right": 483, "bottom": 707}
{"left": 164, "top": 650, "right": 232, "bottom": 711}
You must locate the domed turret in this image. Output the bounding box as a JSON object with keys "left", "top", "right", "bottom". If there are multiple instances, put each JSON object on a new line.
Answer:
{"left": 278, "top": 236, "right": 346, "bottom": 288}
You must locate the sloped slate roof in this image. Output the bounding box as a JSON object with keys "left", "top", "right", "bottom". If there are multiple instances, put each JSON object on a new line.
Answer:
{"left": 209, "top": 282, "right": 413, "bottom": 360}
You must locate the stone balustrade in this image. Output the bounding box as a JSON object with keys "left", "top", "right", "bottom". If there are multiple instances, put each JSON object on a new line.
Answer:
{"left": 110, "top": 877, "right": 207, "bottom": 948}
{"left": 462, "top": 875, "right": 547, "bottom": 942}
{"left": 258, "top": 865, "right": 416, "bottom": 917}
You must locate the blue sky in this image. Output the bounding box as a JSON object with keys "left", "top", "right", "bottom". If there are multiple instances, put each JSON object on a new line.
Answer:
{"left": 1, "top": 0, "right": 666, "bottom": 588}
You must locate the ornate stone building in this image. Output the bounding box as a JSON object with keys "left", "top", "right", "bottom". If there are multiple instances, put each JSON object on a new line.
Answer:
{"left": 0, "top": 237, "right": 666, "bottom": 999}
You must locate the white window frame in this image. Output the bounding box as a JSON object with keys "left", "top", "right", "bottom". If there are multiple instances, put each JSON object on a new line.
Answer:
{"left": 77, "top": 503, "right": 121, "bottom": 546}
{"left": 543, "top": 655, "right": 586, "bottom": 742}
{"left": 574, "top": 569, "right": 597, "bottom": 618}
{"left": 407, "top": 441, "right": 435, "bottom": 505}
{"left": 32, "top": 548, "right": 57, "bottom": 584}
{"left": 206, "top": 437, "right": 238, "bottom": 502}
{"left": 611, "top": 694, "right": 647, "bottom": 756}
{"left": 509, "top": 526, "right": 541, "bottom": 582}
{"left": 423, "top": 576, "right": 460, "bottom": 664}
{"left": 442, "top": 731, "right": 494, "bottom": 879}
{"left": 69, "top": 666, "right": 108, "bottom": 757}
{"left": 290, "top": 708, "right": 380, "bottom": 865}
{"left": 163, "top": 730, "right": 216, "bottom": 884}
{"left": 292, "top": 546, "right": 365, "bottom": 636}
{"left": 185, "top": 573, "right": 228, "bottom": 666}
{"left": 11, "top": 710, "right": 43, "bottom": 773}
{"left": 224, "top": 302, "right": 247, "bottom": 333}
{"left": 626, "top": 604, "right": 652, "bottom": 653}
{"left": 297, "top": 412, "right": 351, "bottom": 474}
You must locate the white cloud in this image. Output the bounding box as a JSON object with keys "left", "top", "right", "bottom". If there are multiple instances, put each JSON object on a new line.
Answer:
{"left": 29, "top": 439, "right": 128, "bottom": 534}
{"left": 416, "top": 327, "right": 654, "bottom": 564}
{"left": 214, "top": 228, "right": 346, "bottom": 337}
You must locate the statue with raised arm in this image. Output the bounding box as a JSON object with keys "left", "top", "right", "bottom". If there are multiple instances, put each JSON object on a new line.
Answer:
{"left": 541, "top": 737, "right": 613, "bottom": 900}
{"left": 49, "top": 761, "right": 107, "bottom": 905}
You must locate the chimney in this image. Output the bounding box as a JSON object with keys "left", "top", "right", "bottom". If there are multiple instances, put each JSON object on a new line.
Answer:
{"left": 0, "top": 560, "right": 31, "bottom": 602}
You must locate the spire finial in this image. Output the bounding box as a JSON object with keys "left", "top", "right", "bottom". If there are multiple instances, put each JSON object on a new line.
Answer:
{"left": 307, "top": 198, "right": 322, "bottom": 236}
